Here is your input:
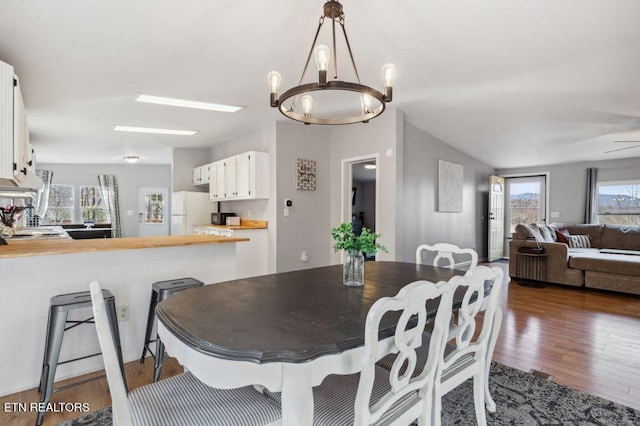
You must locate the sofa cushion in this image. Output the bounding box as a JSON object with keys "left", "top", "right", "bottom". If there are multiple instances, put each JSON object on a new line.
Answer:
{"left": 537, "top": 224, "right": 556, "bottom": 242}
{"left": 568, "top": 234, "right": 591, "bottom": 248}
{"left": 514, "top": 224, "right": 544, "bottom": 242}
{"left": 600, "top": 225, "right": 640, "bottom": 250}
{"left": 550, "top": 223, "right": 604, "bottom": 247}
{"left": 569, "top": 252, "right": 640, "bottom": 276}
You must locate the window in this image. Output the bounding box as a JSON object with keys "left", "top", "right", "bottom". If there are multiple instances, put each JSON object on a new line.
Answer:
{"left": 505, "top": 176, "right": 547, "bottom": 233}
{"left": 80, "top": 186, "right": 108, "bottom": 223}
{"left": 597, "top": 181, "right": 640, "bottom": 226}
{"left": 44, "top": 184, "right": 74, "bottom": 224}
{"left": 42, "top": 184, "right": 109, "bottom": 224}
{"left": 143, "top": 192, "right": 164, "bottom": 224}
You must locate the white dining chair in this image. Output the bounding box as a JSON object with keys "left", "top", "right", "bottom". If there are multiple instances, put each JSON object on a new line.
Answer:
{"left": 89, "top": 281, "right": 282, "bottom": 426}
{"left": 264, "top": 279, "right": 455, "bottom": 425}
{"left": 376, "top": 266, "right": 504, "bottom": 426}
{"left": 415, "top": 243, "right": 479, "bottom": 272}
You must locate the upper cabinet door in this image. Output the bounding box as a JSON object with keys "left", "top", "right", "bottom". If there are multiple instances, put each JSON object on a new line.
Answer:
{"left": 0, "top": 61, "right": 15, "bottom": 182}
{"left": 225, "top": 157, "right": 238, "bottom": 198}
{"left": 13, "top": 78, "right": 28, "bottom": 183}
{"left": 235, "top": 153, "right": 251, "bottom": 198}
{"left": 192, "top": 166, "right": 201, "bottom": 185}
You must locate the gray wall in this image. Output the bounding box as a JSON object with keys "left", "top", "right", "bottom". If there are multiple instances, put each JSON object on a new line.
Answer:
{"left": 402, "top": 122, "right": 495, "bottom": 262}
{"left": 172, "top": 148, "right": 210, "bottom": 193}
{"left": 275, "top": 122, "right": 331, "bottom": 272}
{"left": 497, "top": 157, "right": 640, "bottom": 224}
{"left": 37, "top": 163, "right": 171, "bottom": 237}
{"left": 329, "top": 109, "right": 404, "bottom": 263}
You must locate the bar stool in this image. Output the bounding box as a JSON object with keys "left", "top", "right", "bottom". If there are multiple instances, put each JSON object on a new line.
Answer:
{"left": 140, "top": 277, "right": 203, "bottom": 382}
{"left": 37, "top": 289, "right": 127, "bottom": 426}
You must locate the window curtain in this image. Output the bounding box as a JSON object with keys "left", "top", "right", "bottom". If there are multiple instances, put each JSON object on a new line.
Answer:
{"left": 34, "top": 169, "right": 53, "bottom": 221}
{"left": 585, "top": 168, "right": 598, "bottom": 224}
{"left": 98, "top": 174, "right": 122, "bottom": 238}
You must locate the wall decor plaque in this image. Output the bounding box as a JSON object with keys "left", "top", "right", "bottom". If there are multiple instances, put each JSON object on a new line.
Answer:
{"left": 296, "top": 159, "right": 316, "bottom": 190}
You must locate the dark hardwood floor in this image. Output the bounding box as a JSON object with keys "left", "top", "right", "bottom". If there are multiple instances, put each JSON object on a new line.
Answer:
{"left": 1, "top": 261, "right": 639, "bottom": 425}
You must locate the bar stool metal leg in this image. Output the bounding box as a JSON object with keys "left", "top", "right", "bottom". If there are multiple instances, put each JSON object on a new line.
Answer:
{"left": 140, "top": 277, "right": 203, "bottom": 382}
{"left": 36, "top": 309, "right": 68, "bottom": 425}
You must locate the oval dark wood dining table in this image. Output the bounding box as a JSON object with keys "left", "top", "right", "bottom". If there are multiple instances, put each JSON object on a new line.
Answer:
{"left": 156, "top": 261, "right": 463, "bottom": 426}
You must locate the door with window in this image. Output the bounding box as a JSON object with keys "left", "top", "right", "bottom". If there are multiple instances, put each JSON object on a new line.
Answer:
{"left": 138, "top": 187, "right": 169, "bottom": 236}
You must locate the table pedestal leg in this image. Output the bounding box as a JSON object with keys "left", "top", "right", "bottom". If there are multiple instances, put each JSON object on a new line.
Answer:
{"left": 282, "top": 364, "right": 313, "bottom": 426}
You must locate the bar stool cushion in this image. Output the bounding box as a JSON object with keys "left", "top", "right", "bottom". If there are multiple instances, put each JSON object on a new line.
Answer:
{"left": 129, "top": 371, "right": 282, "bottom": 426}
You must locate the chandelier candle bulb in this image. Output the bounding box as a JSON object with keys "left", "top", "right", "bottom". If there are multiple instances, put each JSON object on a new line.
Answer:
{"left": 267, "top": 71, "right": 282, "bottom": 107}
{"left": 301, "top": 95, "right": 314, "bottom": 118}
{"left": 314, "top": 45, "right": 331, "bottom": 85}
{"left": 381, "top": 63, "right": 396, "bottom": 101}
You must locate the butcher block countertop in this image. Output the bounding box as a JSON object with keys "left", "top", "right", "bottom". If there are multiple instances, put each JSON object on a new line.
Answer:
{"left": 196, "top": 219, "right": 268, "bottom": 230}
{"left": 0, "top": 234, "right": 249, "bottom": 259}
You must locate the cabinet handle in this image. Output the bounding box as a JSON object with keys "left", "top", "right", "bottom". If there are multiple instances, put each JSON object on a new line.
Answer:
{"left": 20, "top": 167, "right": 27, "bottom": 175}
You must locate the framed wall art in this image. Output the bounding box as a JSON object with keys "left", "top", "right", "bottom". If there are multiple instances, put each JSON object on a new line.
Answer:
{"left": 437, "top": 160, "right": 463, "bottom": 212}
{"left": 296, "top": 158, "right": 316, "bottom": 190}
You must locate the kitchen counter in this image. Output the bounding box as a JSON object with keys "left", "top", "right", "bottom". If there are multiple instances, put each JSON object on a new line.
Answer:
{"left": 0, "top": 233, "right": 246, "bottom": 396}
{"left": 1, "top": 234, "right": 248, "bottom": 259}
{"left": 195, "top": 219, "right": 268, "bottom": 230}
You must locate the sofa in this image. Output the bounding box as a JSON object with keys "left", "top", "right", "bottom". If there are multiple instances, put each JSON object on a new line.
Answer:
{"left": 509, "top": 223, "right": 640, "bottom": 296}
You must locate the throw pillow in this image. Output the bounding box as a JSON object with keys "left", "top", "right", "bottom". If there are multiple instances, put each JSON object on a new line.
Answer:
{"left": 514, "top": 223, "right": 545, "bottom": 243}
{"left": 568, "top": 234, "right": 591, "bottom": 248}
{"left": 536, "top": 224, "right": 556, "bottom": 242}
{"left": 556, "top": 228, "right": 570, "bottom": 244}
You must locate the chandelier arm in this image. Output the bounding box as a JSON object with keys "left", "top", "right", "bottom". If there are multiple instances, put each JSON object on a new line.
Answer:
{"left": 340, "top": 20, "right": 361, "bottom": 84}
{"left": 332, "top": 16, "right": 338, "bottom": 79}
{"left": 299, "top": 17, "right": 326, "bottom": 85}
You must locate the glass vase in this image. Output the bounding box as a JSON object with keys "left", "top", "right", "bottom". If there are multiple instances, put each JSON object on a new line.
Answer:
{"left": 343, "top": 250, "right": 365, "bottom": 287}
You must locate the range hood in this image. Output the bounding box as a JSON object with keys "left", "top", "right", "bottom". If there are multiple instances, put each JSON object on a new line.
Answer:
{"left": 0, "top": 174, "right": 44, "bottom": 198}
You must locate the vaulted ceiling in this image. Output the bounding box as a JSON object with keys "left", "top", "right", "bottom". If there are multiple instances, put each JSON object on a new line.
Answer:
{"left": 1, "top": 0, "right": 639, "bottom": 168}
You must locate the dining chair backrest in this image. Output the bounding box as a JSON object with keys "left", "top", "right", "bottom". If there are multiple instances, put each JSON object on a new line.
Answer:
{"left": 354, "top": 279, "right": 454, "bottom": 425}
{"left": 90, "top": 281, "right": 134, "bottom": 426}
{"left": 415, "top": 243, "right": 479, "bottom": 271}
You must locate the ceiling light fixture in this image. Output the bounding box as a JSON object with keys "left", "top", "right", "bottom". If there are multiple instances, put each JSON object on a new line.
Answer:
{"left": 135, "top": 94, "right": 243, "bottom": 113}
{"left": 123, "top": 155, "right": 140, "bottom": 164}
{"left": 113, "top": 125, "right": 198, "bottom": 136}
{"left": 267, "top": 0, "right": 396, "bottom": 125}
{"left": 364, "top": 164, "right": 376, "bottom": 170}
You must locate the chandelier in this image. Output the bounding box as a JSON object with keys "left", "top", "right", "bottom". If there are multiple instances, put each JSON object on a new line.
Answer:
{"left": 267, "top": 0, "right": 396, "bottom": 125}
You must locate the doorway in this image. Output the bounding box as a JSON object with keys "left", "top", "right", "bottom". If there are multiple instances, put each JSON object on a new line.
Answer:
{"left": 342, "top": 155, "right": 379, "bottom": 260}
{"left": 138, "top": 187, "right": 169, "bottom": 236}
{"left": 503, "top": 174, "right": 548, "bottom": 257}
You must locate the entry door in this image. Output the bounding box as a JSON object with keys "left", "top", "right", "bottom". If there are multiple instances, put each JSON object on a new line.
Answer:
{"left": 488, "top": 175, "right": 505, "bottom": 262}
{"left": 138, "top": 187, "right": 169, "bottom": 236}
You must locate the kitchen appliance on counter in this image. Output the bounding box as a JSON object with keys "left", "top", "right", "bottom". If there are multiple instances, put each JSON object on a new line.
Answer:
{"left": 211, "top": 212, "right": 237, "bottom": 225}
{"left": 171, "top": 191, "right": 214, "bottom": 236}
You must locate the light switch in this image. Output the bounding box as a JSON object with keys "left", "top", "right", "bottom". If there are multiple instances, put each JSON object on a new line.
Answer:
{"left": 126, "top": 210, "right": 133, "bottom": 216}
{"left": 284, "top": 207, "right": 289, "bottom": 217}
{"left": 550, "top": 212, "right": 560, "bottom": 218}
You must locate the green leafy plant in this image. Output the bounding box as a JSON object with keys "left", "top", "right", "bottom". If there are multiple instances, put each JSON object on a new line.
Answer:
{"left": 331, "top": 222, "right": 387, "bottom": 254}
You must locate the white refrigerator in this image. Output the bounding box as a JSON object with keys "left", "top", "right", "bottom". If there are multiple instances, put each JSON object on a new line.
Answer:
{"left": 171, "top": 191, "right": 214, "bottom": 235}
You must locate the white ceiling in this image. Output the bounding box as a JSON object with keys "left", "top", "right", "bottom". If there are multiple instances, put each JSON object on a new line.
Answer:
{"left": 1, "top": 0, "right": 640, "bottom": 168}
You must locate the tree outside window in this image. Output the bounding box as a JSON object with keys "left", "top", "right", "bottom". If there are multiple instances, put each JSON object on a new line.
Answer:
{"left": 80, "top": 186, "right": 108, "bottom": 223}
{"left": 44, "top": 184, "right": 74, "bottom": 224}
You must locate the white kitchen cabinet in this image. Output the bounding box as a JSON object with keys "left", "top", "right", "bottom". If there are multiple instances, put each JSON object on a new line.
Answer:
{"left": 192, "top": 164, "right": 211, "bottom": 186}
{"left": 209, "top": 161, "right": 225, "bottom": 201}
{"left": 0, "top": 61, "right": 30, "bottom": 185}
{"left": 223, "top": 151, "right": 269, "bottom": 200}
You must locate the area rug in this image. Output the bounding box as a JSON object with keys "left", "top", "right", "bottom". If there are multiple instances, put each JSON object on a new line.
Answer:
{"left": 60, "top": 362, "right": 640, "bottom": 425}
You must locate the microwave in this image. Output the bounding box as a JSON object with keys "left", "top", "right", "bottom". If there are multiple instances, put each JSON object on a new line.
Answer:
{"left": 211, "top": 212, "right": 237, "bottom": 225}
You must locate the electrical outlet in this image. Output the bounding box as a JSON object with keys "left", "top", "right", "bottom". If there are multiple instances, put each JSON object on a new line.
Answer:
{"left": 301, "top": 251, "right": 309, "bottom": 262}
{"left": 117, "top": 304, "right": 129, "bottom": 322}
